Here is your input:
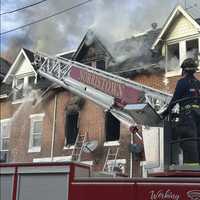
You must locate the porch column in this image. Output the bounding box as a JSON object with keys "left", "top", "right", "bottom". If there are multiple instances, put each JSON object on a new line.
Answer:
{"left": 179, "top": 40, "right": 187, "bottom": 66}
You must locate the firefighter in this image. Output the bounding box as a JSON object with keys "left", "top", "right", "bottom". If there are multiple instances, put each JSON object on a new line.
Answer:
{"left": 162, "top": 58, "right": 200, "bottom": 164}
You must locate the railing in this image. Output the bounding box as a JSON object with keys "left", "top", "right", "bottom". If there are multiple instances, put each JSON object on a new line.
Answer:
{"left": 164, "top": 97, "right": 200, "bottom": 169}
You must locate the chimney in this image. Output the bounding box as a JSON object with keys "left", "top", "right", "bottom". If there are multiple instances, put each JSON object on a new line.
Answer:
{"left": 151, "top": 22, "right": 158, "bottom": 30}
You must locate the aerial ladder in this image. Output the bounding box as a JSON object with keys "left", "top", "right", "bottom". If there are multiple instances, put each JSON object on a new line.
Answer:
{"left": 33, "top": 52, "right": 200, "bottom": 171}
{"left": 0, "top": 52, "right": 200, "bottom": 200}
{"left": 33, "top": 52, "right": 171, "bottom": 129}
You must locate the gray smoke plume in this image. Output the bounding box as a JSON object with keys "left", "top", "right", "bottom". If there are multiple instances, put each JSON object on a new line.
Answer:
{"left": 1, "top": 0, "right": 200, "bottom": 61}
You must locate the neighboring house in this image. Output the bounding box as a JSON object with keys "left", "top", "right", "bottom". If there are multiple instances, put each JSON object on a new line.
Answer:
{"left": 0, "top": 5, "right": 200, "bottom": 177}
{"left": 0, "top": 57, "right": 11, "bottom": 162}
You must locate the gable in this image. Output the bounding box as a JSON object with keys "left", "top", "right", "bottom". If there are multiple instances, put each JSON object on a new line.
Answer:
{"left": 152, "top": 5, "right": 200, "bottom": 49}
{"left": 79, "top": 41, "right": 107, "bottom": 63}
{"left": 15, "top": 57, "right": 35, "bottom": 77}
{"left": 166, "top": 14, "right": 199, "bottom": 41}
{"left": 3, "top": 49, "right": 36, "bottom": 83}
{"left": 73, "top": 30, "right": 113, "bottom": 63}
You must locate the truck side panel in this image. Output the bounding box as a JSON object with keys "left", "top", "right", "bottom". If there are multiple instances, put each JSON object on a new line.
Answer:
{"left": 70, "top": 179, "right": 200, "bottom": 200}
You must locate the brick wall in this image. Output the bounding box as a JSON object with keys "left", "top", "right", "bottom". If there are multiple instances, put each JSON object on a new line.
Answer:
{"left": 2, "top": 71, "right": 199, "bottom": 176}
{"left": 0, "top": 89, "right": 134, "bottom": 176}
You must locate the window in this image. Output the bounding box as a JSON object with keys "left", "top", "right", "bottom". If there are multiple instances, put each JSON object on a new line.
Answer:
{"left": 167, "top": 43, "right": 179, "bottom": 72}
{"left": 105, "top": 111, "right": 120, "bottom": 141}
{"left": 186, "top": 39, "right": 198, "bottom": 61}
{"left": 65, "top": 111, "right": 79, "bottom": 146}
{"left": 29, "top": 114, "right": 44, "bottom": 152}
{"left": 0, "top": 119, "right": 11, "bottom": 151}
{"left": 96, "top": 60, "right": 105, "bottom": 70}
{"left": 12, "top": 76, "right": 36, "bottom": 102}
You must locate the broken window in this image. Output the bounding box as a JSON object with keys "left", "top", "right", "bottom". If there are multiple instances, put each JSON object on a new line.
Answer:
{"left": 12, "top": 76, "right": 35, "bottom": 101}
{"left": 65, "top": 111, "right": 79, "bottom": 145}
{"left": 167, "top": 43, "right": 179, "bottom": 71}
{"left": 186, "top": 39, "right": 198, "bottom": 60}
{"left": 105, "top": 111, "right": 120, "bottom": 141}
{"left": 96, "top": 60, "right": 105, "bottom": 70}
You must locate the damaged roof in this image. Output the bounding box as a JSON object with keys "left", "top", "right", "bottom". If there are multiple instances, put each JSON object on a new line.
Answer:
{"left": 0, "top": 57, "right": 11, "bottom": 81}
{"left": 57, "top": 50, "right": 75, "bottom": 60}
{"left": 107, "top": 28, "right": 162, "bottom": 76}
{"left": 0, "top": 57, "right": 11, "bottom": 98}
{"left": 23, "top": 48, "right": 35, "bottom": 63}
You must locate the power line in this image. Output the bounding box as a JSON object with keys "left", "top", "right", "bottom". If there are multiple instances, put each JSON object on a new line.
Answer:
{"left": 0, "top": 0, "right": 93, "bottom": 36}
{"left": 0, "top": 0, "right": 47, "bottom": 15}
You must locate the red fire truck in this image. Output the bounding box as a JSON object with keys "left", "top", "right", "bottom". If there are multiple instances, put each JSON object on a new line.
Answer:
{"left": 1, "top": 52, "right": 199, "bottom": 200}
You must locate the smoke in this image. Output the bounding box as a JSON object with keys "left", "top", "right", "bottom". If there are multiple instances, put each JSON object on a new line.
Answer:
{"left": 1, "top": 0, "right": 199, "bottom": 61}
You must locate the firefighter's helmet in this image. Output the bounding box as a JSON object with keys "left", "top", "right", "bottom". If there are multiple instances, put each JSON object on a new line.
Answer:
{"left": 181, "top": 58, "right": 198, "bottom": 71}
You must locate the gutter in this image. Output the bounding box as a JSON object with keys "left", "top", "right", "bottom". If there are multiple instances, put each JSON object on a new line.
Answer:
{"left": 0, "top": 94, "right": 8, "bottom": 99}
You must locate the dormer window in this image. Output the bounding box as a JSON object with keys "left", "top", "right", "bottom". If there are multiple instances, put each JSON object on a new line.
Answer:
{"left": 14, "top": 78, "right": 24, "bottom": 90}
{"left": 12, "top": 76, "right": 36, "bottom": 102}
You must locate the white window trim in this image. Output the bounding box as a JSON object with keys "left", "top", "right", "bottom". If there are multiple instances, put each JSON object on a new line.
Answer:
{"left": 104, "top": 141, "right": 120, "bottom": 147}
{"left": 165, "top": 36, "right": 200, "bottom": 77}
{"left": 165, "top": 67, "right": 200, "bottom": 78}
{"left": 29, "top": 113, "right": 45, "bottom": 119}
{"left": 12, "top": 75, "right": 36, "bottom": 104}
{"left": 63, "top": 144, "right": 75, "bottom": 150}
{"left": 28, "top": 113, "right": 45, "bottom": 153}
{"left": 28, "top": 146, "right": 41, "bottom": 153}
{"left": 0, "top": 118, "right": 11, "bottom": 151}
{"left": 33, "top": 156, "right": 72, "bottom": 163}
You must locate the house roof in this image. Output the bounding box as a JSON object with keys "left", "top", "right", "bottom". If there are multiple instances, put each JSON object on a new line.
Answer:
{"left": 56, "top": 50, "right": 75, "bottom": 60}
{"left": 107, "top": 28, "right": 162, "bottom": 75}
{"left": 0, "top": 83, "right": 12, "bottom": 98}
{"left": 152, "top": 5, "right": 200, "bottom": 49}
{"left": 23, "top": 48, "right": 35, "bottom": 63}
{"left": 0, "top": 57, "right": 11, "bottom": 81}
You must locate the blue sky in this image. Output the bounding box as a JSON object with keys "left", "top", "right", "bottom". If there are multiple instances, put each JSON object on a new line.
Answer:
{"left": 1, "top": 0, "right": 200, "bottom": 61}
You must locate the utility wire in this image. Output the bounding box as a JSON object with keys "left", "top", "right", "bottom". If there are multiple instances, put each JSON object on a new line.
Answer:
{"left": 0, "top": 0, "right": 47, "bottom": 15}
{"left": 0, "top": 0, "right": 93, "bottom": 36}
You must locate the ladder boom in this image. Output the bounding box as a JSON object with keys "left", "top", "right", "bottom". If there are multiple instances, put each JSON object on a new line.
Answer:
{"left": 35, "top": 53, "right": 171, "bottom": 107}
{"left": 34, "top": 52, "right": 171, "bottom": 127}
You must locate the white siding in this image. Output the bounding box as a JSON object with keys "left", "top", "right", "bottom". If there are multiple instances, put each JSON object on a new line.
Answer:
{"left": 166, "top": 14, "right": 199, "bottom": 41}
{"left": 15, "top": 58, "right": 35, "bottom": 76}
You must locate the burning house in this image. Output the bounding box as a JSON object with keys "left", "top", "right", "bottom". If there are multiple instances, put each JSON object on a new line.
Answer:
{"left": 0, "top": 5, "right": 200, "bottom": 177}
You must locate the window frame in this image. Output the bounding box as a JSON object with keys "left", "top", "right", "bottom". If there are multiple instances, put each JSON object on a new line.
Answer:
{"left": 105, "top": 111, "right": 120, "bottom": 142}
{"left": 28, "top": 113, "right": 45, "bottom": 153}
{"left": 0, "top": 118, "right": 11, "bottom": 152}
{"left": 165, "top": 37, "right": 200, "bottom": 77}
{"left": 64, "top": 110, "right": 79, "bottom": 147}
{"left": 12, "top": 75, "right": 36, "bottom": 104}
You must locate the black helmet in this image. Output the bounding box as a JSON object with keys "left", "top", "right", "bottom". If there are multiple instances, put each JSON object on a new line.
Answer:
{"left": 181, "top": 58, "right": 198, "bottom": 71}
